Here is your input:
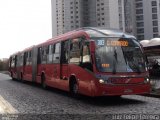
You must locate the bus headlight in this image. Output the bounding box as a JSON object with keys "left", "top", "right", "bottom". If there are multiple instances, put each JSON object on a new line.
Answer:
{"left": 99, "top": 79, "right": 105, "bottom": 84}
{"left": 144, "top": 77, "right": 150, "bottom": 84}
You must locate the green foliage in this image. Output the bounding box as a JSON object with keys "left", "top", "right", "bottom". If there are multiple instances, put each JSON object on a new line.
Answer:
{"left": 0, "top": 59, "right": 9, "bottom": 71}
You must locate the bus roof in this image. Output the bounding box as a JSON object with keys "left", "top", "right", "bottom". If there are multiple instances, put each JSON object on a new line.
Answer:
{"left": 78, "top": 27, "right": 136, "bottom": 39}
{"left": 10, "top": 51, "right": 21, "bottom": 57}
{"left": 42, "top": 27, "right": 136, "bottom": 47}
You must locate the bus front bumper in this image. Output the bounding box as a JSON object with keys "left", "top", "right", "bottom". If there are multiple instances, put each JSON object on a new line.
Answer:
{"left": 94, "top": 83, "right": 151, "bottom": 96}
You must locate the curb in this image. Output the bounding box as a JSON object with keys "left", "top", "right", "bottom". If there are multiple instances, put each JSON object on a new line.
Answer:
{"left": 144, "top": 93, "right": 160, "bottom": 98}
{"left": 0, "top": 71, "right": 10, "bottom": 76}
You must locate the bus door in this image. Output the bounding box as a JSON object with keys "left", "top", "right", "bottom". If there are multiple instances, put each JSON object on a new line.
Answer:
{"left": 17, "top": 54, "right": 21, "bottom": 80}
{"left": 23, "top": 52, "right": 27, "bottom": 77}
{"left": 59, "top": 40, "right": 69, "bottom": 89}
{"left": 13, "top": 55, "right": 17, "bottom": 78}
{"left": 32, "top": 47, "right": 38, "bottom": 82}
{"left": 23, "top": 51, "right": 32, "bottom": 81}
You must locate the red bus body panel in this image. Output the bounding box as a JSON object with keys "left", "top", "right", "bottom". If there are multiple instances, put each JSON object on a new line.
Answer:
{"left": 23, "top": 65, "right": 32, "bottom": 81}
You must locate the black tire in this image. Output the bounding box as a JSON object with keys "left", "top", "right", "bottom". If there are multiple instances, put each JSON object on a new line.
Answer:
{"left": 41, "top": 74, "right": 47, "bottom": 89}
{"left": 110, "top": 95, "right": 121, "bottom": 99}
{"left": 20, "top": 73, "right": 24, "bottom": 83}
{"left": 11, "top": 72, "right": 14, "bottom": 80}
{"left": 70, "top": 80, "right": 79, "bottom": 97}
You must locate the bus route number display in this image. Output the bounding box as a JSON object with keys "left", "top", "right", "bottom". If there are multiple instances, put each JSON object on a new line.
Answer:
{"left": 107, "top": 40, "right": 128, "bottom": 46}
{"left": 97, "top": 40, "right": 105, "bottom": 46}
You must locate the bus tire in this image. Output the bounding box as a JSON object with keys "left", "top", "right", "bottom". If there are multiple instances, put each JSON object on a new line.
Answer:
{"left": 20, "top": 73, "right": 24, "bottom": 83}
{"left": 110, "top": 95, "right": 121, "bottom": 99}
{"left": 41, "top": 74, "right": 47, "bottom": 89}
{"left": 69, "top": 78, "right": 79, "bottom": 97}
{"left": 11, "top": 72, "right": 14, "bottom": 80}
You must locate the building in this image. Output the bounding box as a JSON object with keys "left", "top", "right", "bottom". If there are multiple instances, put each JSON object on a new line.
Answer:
{"left": 134, "top": 0, "right": 160, "bottom": 40}
{"left": 52, "top": 0, "right": 83, "bottom": 35}
{"left": 51, "top": 0, "right": 57, "bottom": 37}
{"left": 51, "top": 0, "right": 135, "bottom": 36}
{"left": 51, "top": 0, "right": 160, "bottom": 40}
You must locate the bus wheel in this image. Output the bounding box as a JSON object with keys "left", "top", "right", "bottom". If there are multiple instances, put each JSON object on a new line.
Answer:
{"left": 70, "top": 79, "right": 79, "bottom": 97}
{"left": 110, "top": 95, "right": 121, "bottom": 99}
{"left": 11, "top": 72, "right": 14, "bottom": 80}
{"left": 41, "top": 74, "right": 47, "bottom": 89}
{"left": 20, "top": 73, "right": 24, "bottom": 82}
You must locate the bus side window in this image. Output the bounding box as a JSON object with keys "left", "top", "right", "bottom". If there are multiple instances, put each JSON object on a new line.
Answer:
{"left": 9, "top": 57, "right": 12, "bottom": 68}
{"left": 52, "top": 44, "right": 55, "bottom": 54}
{"left": 15, "top": 55, "right": 17, "bottom": 67}
{"left": 47, "top": 45, "right": 53, "bottom": 63}
{"left": 26, "top": 52, "right": 29, "bottom": 65}
{"left": 26, "top": 51, "right": 32, "bottom": 65}
{"left": 37, "top": 47, "right": 42, "bottom": 64}
{"left": 29, "top": 51, "right": 32, "bottom": 65}
{"left": 24, "top": 52, "right": 27, "bottom": 66}
{"left": 41, "top": 47, "right": 47, "bottom": 64}
{"left": 53, "top": 43, "right": 60, "bottom": 63}
{"left": 18, "top": 54, "right": 23, "bottom": 67}
{"left": 11, "top": 56, "right": 15, "bottom": 68}
{"left": 69, "top": 38, "right": 81, "bottom": 64}
{"left": 81, "top": 42, "right": 93, "bottom": 71}
{"left": 61, "top": 40, "right": 69, "bottom": 64}
{"left": 83, "top": 45, "right": 90, "bottom": 63}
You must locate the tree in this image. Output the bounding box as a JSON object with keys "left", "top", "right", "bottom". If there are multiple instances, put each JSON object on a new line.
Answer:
{"left": 0, "top": 59, "right": 9, "bottom": 71}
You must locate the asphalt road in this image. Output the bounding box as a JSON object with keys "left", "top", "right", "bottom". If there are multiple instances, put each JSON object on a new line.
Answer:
{"left": 0, "top": 73, "right": 160, "bottom": 120}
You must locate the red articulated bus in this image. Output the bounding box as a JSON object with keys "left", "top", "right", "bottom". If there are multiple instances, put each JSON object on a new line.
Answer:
{"left": 9, "top": 27, "right": 151, "bottom": 97}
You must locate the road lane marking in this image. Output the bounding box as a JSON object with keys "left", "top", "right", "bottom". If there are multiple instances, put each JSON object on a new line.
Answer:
{"left": 0, "top": 95, "right": 18, "bottom": 114}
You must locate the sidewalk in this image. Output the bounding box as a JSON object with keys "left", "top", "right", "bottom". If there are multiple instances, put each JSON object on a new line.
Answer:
{"left": 147, "top": 78, "right": 160, "bottom": 98}
{"left": 145, "top": 89, "right": 160, "bottom": 98}
{"left": 0, "top": 71, "right": 10, "bottom": 75}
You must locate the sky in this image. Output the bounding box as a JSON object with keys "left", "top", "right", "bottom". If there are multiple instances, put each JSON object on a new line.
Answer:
{"left": 0, "top": 0, "right": 52, "bottom": 59}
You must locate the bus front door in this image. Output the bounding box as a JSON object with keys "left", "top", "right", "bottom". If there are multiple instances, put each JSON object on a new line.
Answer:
{"left": 59, "top": 41, "right": 69, "bottom": 90}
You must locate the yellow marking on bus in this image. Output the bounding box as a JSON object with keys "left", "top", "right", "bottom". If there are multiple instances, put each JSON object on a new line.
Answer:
{"left": 0, "top": 95, "right": 18, "bottom": 114}
{"left": 102, "top": 64, "right": 110, "bottom": 68}
{"left": 107, "top": 40, "right": 128, "bottom": 46}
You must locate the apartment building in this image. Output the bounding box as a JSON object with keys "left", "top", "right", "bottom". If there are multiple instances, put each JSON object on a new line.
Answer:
{"left": 51, "top": 0, "right": 83, "bottom": 35}
{"left": 51, "top": 0, "right": 134, "bottom": 36}
{"left": 51, "top": 0, "right": 160, "bottom": 40}
{"left": 135, "top": 0, "right": 160, "bottom": 40}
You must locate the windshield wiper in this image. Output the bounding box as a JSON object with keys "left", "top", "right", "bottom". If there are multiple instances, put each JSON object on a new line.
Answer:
{"left": 112, "top": 48, "right": 118, "bottom": 74}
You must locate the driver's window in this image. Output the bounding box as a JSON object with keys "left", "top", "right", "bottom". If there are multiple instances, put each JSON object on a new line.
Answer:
{"left": 82, "top": 44, "right": 91, "bottom": 63}
{"left": 82, "top": 42, "right": 93, "bottom": 71}
{"left": 69, "top": 38, "right": 81, "bottom": 64}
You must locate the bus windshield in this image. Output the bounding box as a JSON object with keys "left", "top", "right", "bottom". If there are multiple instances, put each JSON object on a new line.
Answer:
{"left": 93, "top": 37, "right": 146, "bottom": 73}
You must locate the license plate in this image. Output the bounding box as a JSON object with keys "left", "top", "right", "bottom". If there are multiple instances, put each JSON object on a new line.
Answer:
{"left": 124, "top": 89, "right": 133, "bottom": 93}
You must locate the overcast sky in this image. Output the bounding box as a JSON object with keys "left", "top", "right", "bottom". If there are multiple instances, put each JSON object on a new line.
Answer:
{"left": 0, "top": 0, "right": 52, "bottom": 59}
